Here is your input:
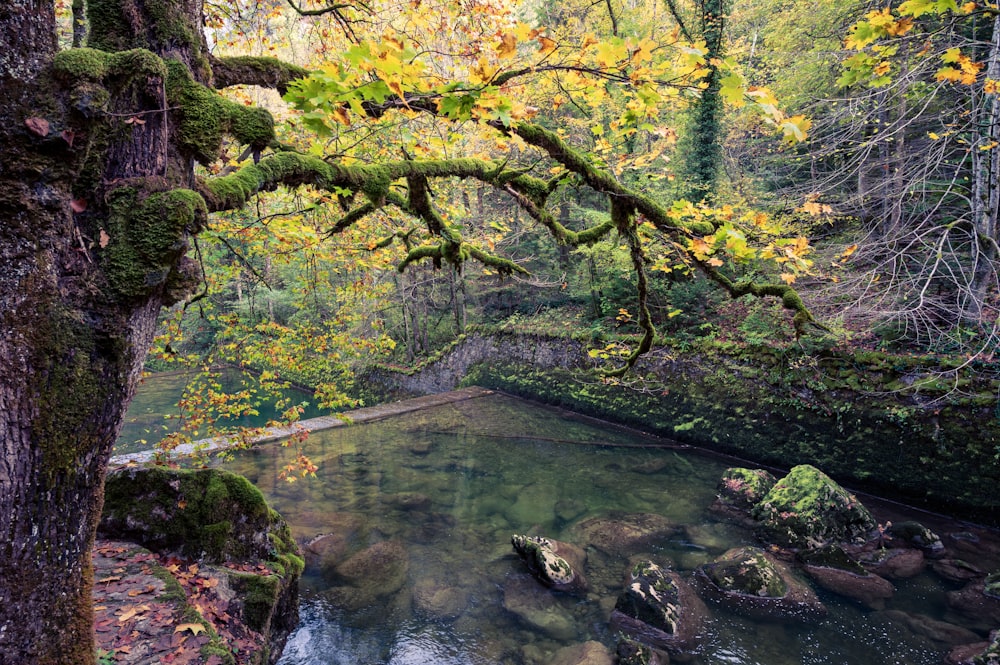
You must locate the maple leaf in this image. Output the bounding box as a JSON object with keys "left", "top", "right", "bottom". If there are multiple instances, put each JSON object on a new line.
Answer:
{"left": 780, "top": 273, "right": 797, "bottom": 284}
{"left": 496, "top": 32, "right": 517, "bottom": 59}
{"left": 25, "top": 117, "right": 50, "bottom": 137}
{"left": 175, "top": 622, "right": 207, "bottom": 635}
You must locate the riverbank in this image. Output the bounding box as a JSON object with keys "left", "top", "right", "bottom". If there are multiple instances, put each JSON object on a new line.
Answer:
{"left": 359, "top": 330, "right": 1000, "bottom": 525}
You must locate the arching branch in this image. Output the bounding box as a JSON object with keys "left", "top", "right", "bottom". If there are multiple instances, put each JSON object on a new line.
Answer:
{"left": 286, "top": 0, "right": 365, "bottom": 16}
{"left": 209, "top": 55, "right": 310, "bottom": 95}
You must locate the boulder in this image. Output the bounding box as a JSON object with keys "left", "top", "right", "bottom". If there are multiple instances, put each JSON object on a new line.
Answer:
{"left": 933, "top": 559, "right": 986, "bottom": 584}
{"left": 610, "top": 560, "right": 707, "bottom": 655}
{"left": 799, "top": 546, "right": 893, "bottom": 610}
{"left": 945, "top": 630, "right": 999, "bottom": 665}
{"left": 333, "top": 540, "right": 409, "bottom": 599}
{"left": 99, "top": 467, "right": 302, "bottom": 663}
{"left": 947, "top": 577, "right": 1000, "bottom": 633}
{"left": 549, "top": 641, "right": 615, "bottom": 665}
{"left": 878, "top": 610, "right": 981, "bottom": 646}
{"left": 511, "top": 535, "right": 587, "bottom": 593}
{"left": 750, "top": 465, "right": 877, "bottom": 549}
{"left": 857, "top": 547, "right": 925, "bottom": 579}
{"left": 715, "top": 467, "right": 777, "bottom": 511}
{"left": 887, "top": 521, "right": 946, "bottom": 558}
{"left": 501, "top": 573, "right": 578, "bottom": 641}
{"left": 570, "top": 512, "right": 680, "bottom": 557}
{"left": 696, "top": 546, "right": 826, "bottom": 623}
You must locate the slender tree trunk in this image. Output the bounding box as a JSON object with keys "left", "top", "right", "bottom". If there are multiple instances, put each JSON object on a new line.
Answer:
{"left": 970, "top": 14, "right": 1000, "bottom": 309}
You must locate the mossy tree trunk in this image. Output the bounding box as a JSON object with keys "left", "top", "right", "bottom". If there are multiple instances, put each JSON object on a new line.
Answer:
{"left": 0, "top": 2, "right": 210, "bottom": 663}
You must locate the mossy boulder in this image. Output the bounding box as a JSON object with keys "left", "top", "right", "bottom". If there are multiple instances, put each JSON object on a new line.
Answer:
{"left": 750, "top": 465, "right": 877, "bottom": 549}
{"left": 696, "top": 546, "right": 826, "bottom": 622}
{"left": 101, "top": 467, "right": 293, "bottom": 563}
{"left": 888, "top": 521, "right": 946, "bottom": 558}
{"left": 610, "top": 560, "right": 707, "bottom": 655}
{"left": 511, "top": 535, "right": 587, "bottom": 594}
{"left": 99, "top": 467, "right": 302, "bottom": 663}
{"left": 715, "top": 467, "right": 777, "bottom": 511}
{"left": 857, "top": 547, "right": 926, "bottom": 579}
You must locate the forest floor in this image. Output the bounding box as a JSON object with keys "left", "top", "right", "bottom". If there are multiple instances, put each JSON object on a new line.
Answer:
{"left": 92, "top": 540, "right": 269, "bottom": 665}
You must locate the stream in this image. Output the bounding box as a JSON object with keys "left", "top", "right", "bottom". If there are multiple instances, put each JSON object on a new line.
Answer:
{"left": 201, "top": 391, "right": 1000, "bottom": 665}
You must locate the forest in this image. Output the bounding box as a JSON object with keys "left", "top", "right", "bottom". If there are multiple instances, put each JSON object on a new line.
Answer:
{"left": 0, "top": 0, "right": 998, "bottom": 662}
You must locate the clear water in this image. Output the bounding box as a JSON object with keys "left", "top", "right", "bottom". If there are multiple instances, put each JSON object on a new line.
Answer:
{"left": 212, "top": 393, "right": 997, "bottom": 665}
{"left": 116, "top": 369, "right": 325, "bottom": 454}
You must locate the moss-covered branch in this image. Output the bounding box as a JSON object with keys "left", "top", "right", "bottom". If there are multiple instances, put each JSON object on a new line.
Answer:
{"left": 209, "top": 55, "right": 310, "bottom": 95}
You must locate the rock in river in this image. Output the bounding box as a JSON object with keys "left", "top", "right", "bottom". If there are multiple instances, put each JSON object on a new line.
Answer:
{"left": 696, "top": 546, "right": 826, "bottom": 623}
{"left": 610, "top": 559, "right": 707, "bottom": 655}
{"left": 570, "top": 512, "right": 680, "bottom": 557}
{"left": 512, "top": 534, "right": 588, "bottom": 593}
{"left": 750, "top": 465, "right": 877, "bottom": 550}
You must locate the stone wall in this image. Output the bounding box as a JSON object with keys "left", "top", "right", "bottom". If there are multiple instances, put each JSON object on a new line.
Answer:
{"left": 362, "top": 332, "right": 1000, "bottom": 525}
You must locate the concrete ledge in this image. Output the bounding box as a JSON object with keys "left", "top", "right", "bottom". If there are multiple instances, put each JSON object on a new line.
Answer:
{"left": 110, "top": 386, "right": 494, "bottom": 467}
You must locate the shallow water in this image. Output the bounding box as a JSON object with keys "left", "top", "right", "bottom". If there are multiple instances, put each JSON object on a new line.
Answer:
{"left": 214, "top": 393, "right": 998, "bottom": 665}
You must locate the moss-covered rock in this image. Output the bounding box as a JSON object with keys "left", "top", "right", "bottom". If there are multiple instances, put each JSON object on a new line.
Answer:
{"left": 888, "top": 521, "right": 945, "bottom": 558}
{"left": 511, "top": 535, "right": 587, "bottom": 594}
{"left": 696, "top": 546, "right": 826, "bottom": 622}
{"left": 610, "top": 560, "right": 707, "bottom": 654}
{"left": 750, "top": 465, "right": 877, "bottom": 549}
{"left": 715, "top": 467, "right": 776, "bottom": 511}
{"left": 99, "top": 467, "right": 302, "bottom": 663}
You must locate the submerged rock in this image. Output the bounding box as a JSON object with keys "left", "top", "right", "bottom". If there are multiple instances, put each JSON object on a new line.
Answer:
{"left": 947, "top": 576, "right": 1000, "bottom": 632}
{"left": 878, "top": 610, "right": 981, "bottom": 646}
{"left": 549, "top": 641, "right": 615, "bottom": 665}
{"left": 501, "top": 573, "right": 578, "bottom": 640}
{"left": 857, "top": 547, "right": 925, "bottom": 579}
{"left": 333, "top": 539, "right": 410, "bottom": 599}
{"left": 799, "top": 546, "right": 894, "bottom": 610}
{"left": 715, "top": 467, "right": 777, "bottom": 511}
{"left": 412, "top": 578, "right": 470, "bottom": 619}
{"left": 946, "top": 630, "right": 1000, "bottom": 665}
{"left": 511, "top": 535, "right": 588, "bottom": 593}
{"left": 933, "top": 559, "right": 986, "bottom": 584}
{"left": 750, "top": 465, "right": 877, "bottom": 549}
{"left": 696, "top": 546, "right": 826, "bottom": 623}
{"left": 570, "top": 512, "right": 680, "bottom": 557}
{"left": 610, "top": 559, "right": 707, "bottom": 655}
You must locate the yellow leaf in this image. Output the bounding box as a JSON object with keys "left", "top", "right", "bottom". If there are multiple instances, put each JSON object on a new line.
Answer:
{"left": 985, "top": 79, "right": 999, "bottom": 95}
{"left": 780, "top": 273, "right": 796, "bottom": 284}
{"left": 928, "top": 131, "right": 940, "bottom": 140}
{"left": 497, "top": 32, "right": 517, "bottom": 59}
{"left": 707, "top": 257, "right": 724, "bottom": 267}
{"left": 537, "top": 35, "right": 557, "bottom": 55}
{"left": 840, "top": 244, "right": 858, "bottom": 259}
{"left": 175, "top": 623, "right": 207, "bottom": 636}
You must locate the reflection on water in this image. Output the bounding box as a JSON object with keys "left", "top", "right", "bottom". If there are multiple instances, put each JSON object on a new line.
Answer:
{"left": 213, "top": 393, "right": 995, "bottom": 665}
{"left": 116, "top": 370, "right": 324, "bottom": 454}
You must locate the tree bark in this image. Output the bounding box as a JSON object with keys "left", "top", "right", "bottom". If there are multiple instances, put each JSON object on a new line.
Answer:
{"left": 0, "top": 2, "right": 209, "bottom": 662}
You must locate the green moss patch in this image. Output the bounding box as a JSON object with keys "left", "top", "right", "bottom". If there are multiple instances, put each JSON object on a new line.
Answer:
{"left": 100, "top": 467, "right": 285, "bottom": 562}
{"left": 750, "top": 465, "right": 877, "bottom": 549}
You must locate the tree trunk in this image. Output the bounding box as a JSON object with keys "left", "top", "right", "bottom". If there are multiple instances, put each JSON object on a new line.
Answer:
{"left": 0, "top": 2, "right": 211, "bottom": 662}
{"left": 970, "top": 14, "right": 1000, "bottom": 309}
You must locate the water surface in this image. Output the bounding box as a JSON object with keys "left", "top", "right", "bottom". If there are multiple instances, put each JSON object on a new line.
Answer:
{"left": 214, "top": 393, "right": 997, "bottom": 665}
